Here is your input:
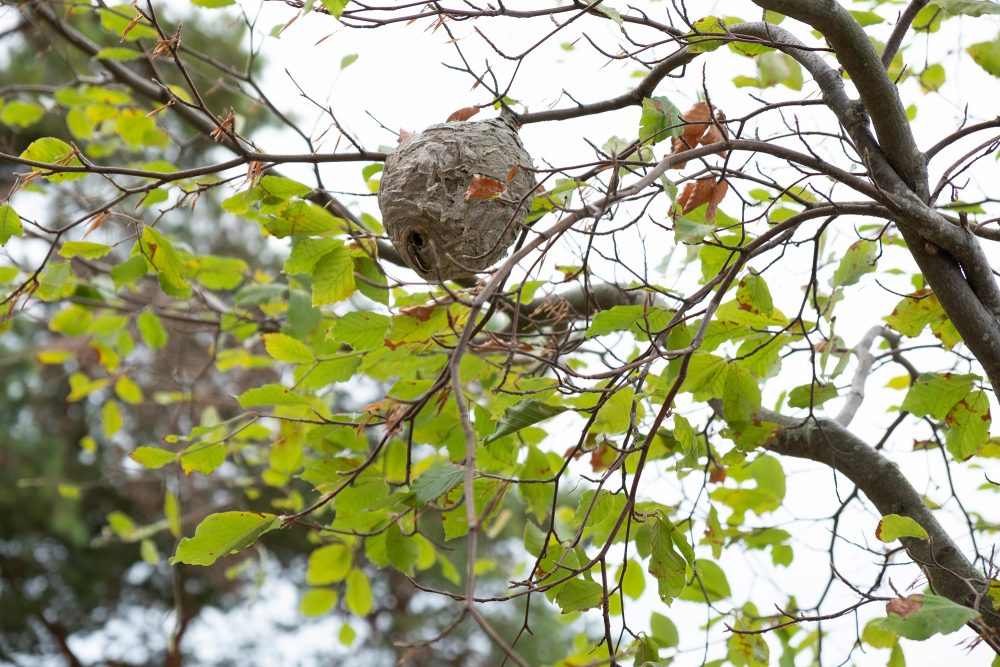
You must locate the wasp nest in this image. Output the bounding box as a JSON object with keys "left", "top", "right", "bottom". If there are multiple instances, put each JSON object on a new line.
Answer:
{"left": 378, "top": 116, "right": 537, "bottom": 281}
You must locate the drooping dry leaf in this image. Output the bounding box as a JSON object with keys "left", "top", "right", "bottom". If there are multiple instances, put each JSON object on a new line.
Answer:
{"left": 398, "top": 128, "right": 414, "bottom": 143}
{"left": 84, "top": 210, "right": 110, "bottom": 237}
{"left": 399, "top": 304, "right": 437, "bottom": 321}
{"left": 447, "top": 106, "right": 480, "bottom": 122}
{"left": 506, "top": 164, "right": 520, "bottom": 182}
{"left": 464, "top": 174, "right": 507, "bottom": 201}
{"left": 670, "top": 103, "right": 728, "bottom": 169}
{"left": 674, "top": 178, "right": 729, "bottom": 220}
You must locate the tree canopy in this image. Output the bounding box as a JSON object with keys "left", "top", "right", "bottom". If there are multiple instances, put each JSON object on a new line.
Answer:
{"left": 2, "top": 1, "right": 1000, "bottom": 665}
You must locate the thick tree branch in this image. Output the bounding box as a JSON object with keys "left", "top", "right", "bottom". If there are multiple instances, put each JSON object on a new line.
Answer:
{"left": 733, "top": 20, "right": 1000, "bottom": 392}
{"left": 763, "top": 413, "right": 1000, "bottom": 650}
{"left": 750, "top": 0, "right": 927, "bottom": 196}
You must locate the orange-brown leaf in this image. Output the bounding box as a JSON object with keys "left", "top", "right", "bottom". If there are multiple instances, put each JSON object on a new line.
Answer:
{"left": 399, "top": 304, "right": 437, "bottom": 321}
{"left": 674, "top": 178, "right": 729, "bottom": 220}
{"left": 84, "top": 210, "right": 110, "bottom": 237}
{"left": 464, "top": 174, "right": 507, "bottom": 201}
{"left": 886, "top": 595, "right": 924, "bottom": 618}
{"left": 670, "top": 102, "right": 712, "bottom": 168}
{"left": 506, "top": 164, "right": 520, "bottom": 182}
{"left": 447, "top": 106, "right": 480, "bottom": 122}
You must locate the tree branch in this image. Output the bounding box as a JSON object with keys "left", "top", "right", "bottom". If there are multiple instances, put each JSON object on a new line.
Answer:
{"left": 763, "top": 413, "right": 1000, "bottom": 650}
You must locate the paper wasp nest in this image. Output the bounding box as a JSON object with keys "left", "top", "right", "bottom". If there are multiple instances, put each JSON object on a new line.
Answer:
{"left": 378, "top": 116, "right": 537, "bottom": 281}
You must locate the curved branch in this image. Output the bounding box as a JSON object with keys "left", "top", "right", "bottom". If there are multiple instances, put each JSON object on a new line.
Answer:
{"left": 750, "top": 0, "right": 927, "bottom": 195}
{"left": 518, "top": 49, "right": 696, "bottom": 124}
{"left": 882, "top": 0, "right": 930, "bottom": 68}
{"left": 763, "top": 413, "right": 1000, "bottom": 650}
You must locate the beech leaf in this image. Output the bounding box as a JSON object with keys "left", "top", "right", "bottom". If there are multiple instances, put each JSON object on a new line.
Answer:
{"left": 446, "top": 106, "right": 480, "bottom": 122}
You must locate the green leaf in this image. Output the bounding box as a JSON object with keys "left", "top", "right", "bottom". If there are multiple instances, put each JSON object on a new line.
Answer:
{"left": 723, "top": 366, "right": 760, "bottom": 425}
{"left": 0, "top": 101, "right": 45, "bottom": 128}
{"left": 102, "top": 401, "right": 122, "bottom": 439}
{"left": 59, "top": 241, "right": 113, "bottom": 259}
{"left": 736, "top": 274, "right": 774, "bottom": 316}
{"left": 115, "top": 376, "right": 144, "bottom": 404}
{"left": 486, "top": 399, "right": 568, "bottom": 443}
{"left": 688, "top": 16, "right": 727, "bottom": 53}
{"left": 935, "top": 0, "right": 1000, "bottom": 16}
{"left": 900, "top": 372, "right": 976, "bottom": 420}
{"left": 679, "top": 558, "right": 731, "bottom": 602}
{"left": 264, "top": 200, "right": 345, "bottom": 237}
{"left": 848, "top": 9, "right": 884, "bottom": 25}
{"left": 180, "top": 442, "right": 226, "bottom": 475}
{"left": 320, "top": 0, "right": 348, "bottom": 17}
{"left": 876, "top": 514, "right": 929, "bottom": 542}
{"left": 299, "top": 588, "right": 338, "bottom": 617}
{"left": 140, "top": 226, "right": 189, "bottom": 293}
{"left": 968, "top": 36, "right": 1000, "bottom": 77}
{"left": 137, "top": 311, "right": 168, "bottom": 349}
{"left": 648, "top": 516, "right": 687, "bottom": 601}
{"left": 885, "top": 290, "right": 961, "bottom": 348}
{"left": 753, "top": 52, "right": 803, "bottom": 90}
{"left": 413, "top": 462, "right": 466, "bottom": 503}
{"left": 945, "top": 389, "right": 991, "bottom": 460}
{"left": 586, "top": 304, "right": 672, "bottom": 338}
{"left": 171, "top": 511, "right": 280, "bottom": 566}
{"left": 50, "top": 305, "right": 92, "bottom": 336}
{"left": 130, "top": 446, "right": 178, "bottom": 469}
{"left": 237, "top": 383, "right": 315, "bottom": 408}
{"left": 650, "top": 612, "right": 679, "bottom": 649}
{"left": 95, "top": 47, "right": 141, "bottom": 61}
{"left": 831, "top": 240, "right": 877, "bottom": 288}
{"left": 340, "top": 54, "right": 358, "bottom": 69}
{"left": 284, "top": 238, "right": 341, "bottom": 274}
{"left": 618, "top": 559, "right": 646, "bottom": 600}
{"left": 639, "top": 96, "right": 683, "bottom": 146}
{"left": 306, "top": 543, "right": 352, "bottom": 585}
{"left": 882, "top": 594, "right": 979, "bottom": 640}
{"left": 555, "top": 578, "right": 605, "bottom": 613}
{"left": 330, "top": 311, "right": 391, "bottom": 350}
{"left": 594, "top": 5, "right": 623, "bottom": 25}
{"left": 919, "top": 64, "right": 946, "bottom": 92}
{"left": 20, "top": 137, "right": 86, "bottom": 182}
{"left": 0, "top": 205, "right": 23, "bottom": 246}
{"left": 344, "top": 568, "right": 373, "bottom": 616}
{"left": 311, "top": 244, "right": 355, "bottom": 306}
{"left": 111, "top": 255, "right": 150, "bottom": 289}
{"left": 787, "top": 382, "right": 838, "bottom": 408}
{"left": 263, "top": 332, "right": 315, "bottom": 363}
{"left": 862, "top": 618, "right": 898, "bottom": 649}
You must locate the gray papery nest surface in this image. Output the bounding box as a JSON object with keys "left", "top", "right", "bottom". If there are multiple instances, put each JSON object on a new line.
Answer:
{"left": 378, "top": 115, "right": 537, "bottom": 281}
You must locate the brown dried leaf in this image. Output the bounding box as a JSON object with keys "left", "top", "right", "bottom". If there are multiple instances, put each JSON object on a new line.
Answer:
{"left": 670, "top": 102, "right": 712, "bottom": 169}
{"left": 464, "top": 174, "right": 507, "bottom": 201}
{"left": 398, "top": 128, "right": 415, "bottom": 143}
{"left": 589, "top": 443, "right": 615, "bottom": 472}
{"left": 399, "top": 304, "right": 436, "bottom": 321}
{"left": 84, "top": 210, "right": 110, "bottom": 237}
{"left": 506, "top": 164, "right": 520, "bottom": 182}
{"left": 886, "top": 595, "right": 924, "bottom": 618}
{"left": 708, "top": 463, "right": 727, "bottom": 484}
{"left": 446, "top": 106, "right": 480, "bottom": 122}
{"left": 674, "top": 178, "right": 729, "bottom": 221}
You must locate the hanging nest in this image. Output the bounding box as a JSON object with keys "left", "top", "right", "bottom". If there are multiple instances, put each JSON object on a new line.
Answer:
{"left": 378, "top": 116, "right": 537, "bottom": 281}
